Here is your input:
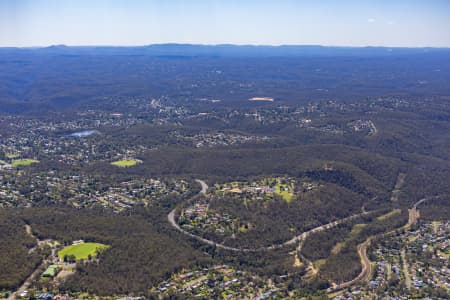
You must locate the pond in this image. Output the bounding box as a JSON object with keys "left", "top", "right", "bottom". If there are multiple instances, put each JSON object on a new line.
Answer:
{"left": 70, "top": 130, "right": 99, "bottom": 137}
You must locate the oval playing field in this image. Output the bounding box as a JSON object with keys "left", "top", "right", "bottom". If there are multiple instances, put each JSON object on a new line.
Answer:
{"left": 58, "top": 242, "right": 109, "bottom": 260}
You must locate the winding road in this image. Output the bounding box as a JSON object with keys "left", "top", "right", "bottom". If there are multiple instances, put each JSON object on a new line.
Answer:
{"left": 328, "top": 195, "right": 438, "bottom": 294}
{"left": 168, "top": 179, "right": 371, "bottom": 252}
{"left": 168, "top": 178, "right": 441, "bottom": 294}
{"left": 327, "top": 237, "right": 373, "bottom": 293}
{"left": 168, "top": 179, "right": 255, "bottom": 252}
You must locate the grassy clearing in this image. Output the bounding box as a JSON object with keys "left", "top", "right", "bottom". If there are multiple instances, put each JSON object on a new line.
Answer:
{"left": 350, "top": 223, "right": 367, "bottom": 237}
{"left": 6, "top": 153, "right": 20, "bottom": 159}
{"left": 216, "top": 177, "right": 296, "bottom": 203}
{"left": 275, "top": 183, "right": 294, "bottom": 203}
{"left": 42, "top": 265, "right": 59, "bottom": 277}
{"left": 439, "top": 250, "right": 450, "bottom": 259}
{"left": 313, "top": 259, "right": 327, "bottom": 270}
{"left": 111, "top": 159, "right": 142, "bottom": 168}
{"left": 11, "top": 159, "right": 40, "bottom": 167}
{"left": 58, "top": 242, "right": 109, "bottom": 261}
{"left": 293, "top": 253, "right": 303, "bottom": 267}
{"left": 377, "top": 209, "right": 401, "bottom": 221}
{"left": 331, "top": 242, "right": 345, "bottom": 255}
{"left": 331, "top": 223, "right": 368, "bottom": 255}
{"left": 432, "top": 221, "right": 441, "bottom": 233}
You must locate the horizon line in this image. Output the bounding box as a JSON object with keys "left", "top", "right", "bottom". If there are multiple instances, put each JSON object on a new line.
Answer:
{"left": 1, "top": 43, "right": 450, "bottom": 50}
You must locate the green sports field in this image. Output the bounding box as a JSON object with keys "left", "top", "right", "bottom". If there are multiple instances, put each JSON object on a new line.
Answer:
{"left": 11, "top": 159, "right": 40, "bottom": 167}
{"left": 111, "top": 159, "right": 142, "bottom": 168}
{"left": 58, "top": 242, "right": 109, "bottom": 260}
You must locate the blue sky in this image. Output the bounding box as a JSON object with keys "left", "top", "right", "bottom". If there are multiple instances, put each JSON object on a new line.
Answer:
{"left": 1, "top": 0, "right": 450, "bottom": 47}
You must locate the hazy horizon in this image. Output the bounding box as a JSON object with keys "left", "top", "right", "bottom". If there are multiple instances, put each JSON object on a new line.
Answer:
{"left": 1, "top": 0, "right": 450, "bottom": 48}
{"left": 2, "top": 43, "right": 450, "bottom": 49}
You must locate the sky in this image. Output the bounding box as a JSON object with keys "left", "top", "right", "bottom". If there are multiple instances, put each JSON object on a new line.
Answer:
{"left": 1, "top": 0, "right": 450, "bottom": 47}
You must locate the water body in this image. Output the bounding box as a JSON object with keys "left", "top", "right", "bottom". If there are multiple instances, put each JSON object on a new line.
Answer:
{"left": 70, "top": 130, "right": 99, "bottom": 137}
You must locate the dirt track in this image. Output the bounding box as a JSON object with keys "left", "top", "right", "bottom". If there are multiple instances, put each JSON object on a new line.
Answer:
{"left": 8, "top": 225, "right": 49, "bottom": 300}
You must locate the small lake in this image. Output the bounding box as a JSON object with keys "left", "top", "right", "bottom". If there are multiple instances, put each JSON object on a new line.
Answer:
{"left": 70, "top": 130, "right": 100, "bottom": 137}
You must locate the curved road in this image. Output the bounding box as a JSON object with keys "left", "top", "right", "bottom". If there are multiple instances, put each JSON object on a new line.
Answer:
{"left": 328, "top": 195, "right": 438, "bottom": 294}
{"left": 168, "top": 179, "right": 371, "bottom": 252}
{"left": 327, "top": 237, "right": 373, "bottom": 293}
{"left": 168, "top": 179, "right": 255, "bottom": 252}
{"left": 169, "top": 179, "right": 440, "bottom": 292}
{"left": 171, "top": 179, "right": 442, "bottom": 294}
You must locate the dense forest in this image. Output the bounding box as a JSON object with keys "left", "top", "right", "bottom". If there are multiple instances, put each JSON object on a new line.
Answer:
{"left": 0, "top": 210, "right": 41, "bottom": 290}
{"left": 206, "top": 183, "right": 366, "bottom": 248}
{"left": 20, "top": 207, "right": 211, "bottom": 296}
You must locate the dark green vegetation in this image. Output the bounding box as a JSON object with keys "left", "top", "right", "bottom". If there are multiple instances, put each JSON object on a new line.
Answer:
{"left": 206, "top": 183, "right": 365, "bottom": 248}
{"left": 0, "top": 210, "right": 41, "bottom": 290}
{"left": 20, "top": 207, "right": 210, "bottom": 296}
{"left": 1, "top": 46, "right": 450, "bottom": 113}
{"left": 419, "top": 198, "right": 450, "bottom": 221}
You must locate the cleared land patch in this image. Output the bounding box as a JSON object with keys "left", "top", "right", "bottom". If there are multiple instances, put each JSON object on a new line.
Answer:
{"left": 11, "top": 159, "right": 40, "bottom": 167}
{"left": 58, "top": 242, "right": 109, "bottom": 261}
{"left": 377, "top": 209, "right": 401, "bottom": 221}
{"left": 331, "top": 223, "right": 367, "bottom": 254}
{"left": 314, "top": 259, "right": 327, "bottom": 270}
{"left": 350, "top": 223, "right": 367, "bottom": 237}
{"left": 248, "top": 97, "right": 274, "bottom": 102}
{"left": 274, "top": 182, "right": 295, "bottom": 203}
{"left": 42, "top": 265, "right": 59, "bottom": 278}
{"left": 214, "top": 177, "right": 296, "bottom": 204}
{"left": 331, "top": 242, "right": 345, "bottom": 255}
{"left": 111, "top": 159, "right": 142, "bottom": 168}
{"left": 6, "top": 153, "right": 20, "bottom": 159}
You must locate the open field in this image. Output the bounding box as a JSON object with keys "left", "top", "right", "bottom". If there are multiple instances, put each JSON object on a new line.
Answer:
{"left": 274, "top": 183, "right": 294, "bottom": 203}
{"left": 432, "top": 221, "right": 441, "bottom": 233}
{"left": 314, "top": 259, "right": 327, "bottom": 270}
{"left": 248, "top": 97, "right": 274, "bottom": 102}
{"left": 438, "top": 250, "right": 450, "bottom": 259}
{"left": 42, "top": 265, "right": 59, "bottom": 277}
{"left": 214, "top": 177, "right": 295, "bottom": 204}
{"left": 331, "top": 223, "right": 366, "bottom": 254}
{"left": 377, "top": 209, "right": 401, "bottom": 221}
{"left": 331, "top": 242, "right": 345, "bottom": 255}
{"left": 111, "top": 159, "right": 142, "bottom": 168}
{"left": 350, "top": 223, "right": 367, "bottom": 237}
{"left": 11, "top": 159, "right": 40, "bottom": 167}
{"left": 58, "top": 242, "right": 109, "bottom": 260}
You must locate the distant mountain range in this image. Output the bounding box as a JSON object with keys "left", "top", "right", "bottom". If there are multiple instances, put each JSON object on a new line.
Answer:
{"left": 1, "top": 43, "right": 449, "bottom": 114}
{"left": 1, "top": 44, "right": 449, "bottom": 57}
